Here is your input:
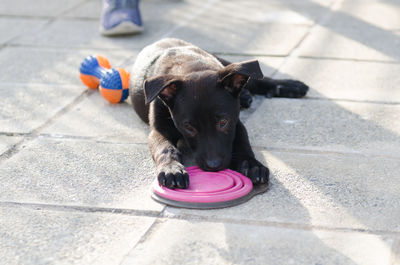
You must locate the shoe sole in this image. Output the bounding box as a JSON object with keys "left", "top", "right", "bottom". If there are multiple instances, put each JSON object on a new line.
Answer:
{"left": 100, "top": 21, "right": 143, "bottom": 36}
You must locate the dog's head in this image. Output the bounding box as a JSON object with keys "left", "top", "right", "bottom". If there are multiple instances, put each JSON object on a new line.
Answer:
{"left": 144, "top": 60, "right": 263, "bottom": 171}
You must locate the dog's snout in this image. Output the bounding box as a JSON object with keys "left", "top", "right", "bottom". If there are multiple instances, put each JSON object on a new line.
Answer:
{"left": 205, "top": 158, "right": 223, "bottom": 171}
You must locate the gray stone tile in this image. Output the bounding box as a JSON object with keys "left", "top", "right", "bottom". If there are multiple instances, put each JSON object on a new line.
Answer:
{"left": 0, "top": 47, "right": 136, "bottom": 85}
{"left": 0, "top": 136, "right": 22, "bottom": 155}
{"left": 20, "top": 0, "right": 318, "bottom": 53}
{"left": 11, "top": 18, "right": 176, "bottom": 49}
{"left": 165, "top": 150, "right": 400, "bottom": 232}
{"left": 0, "top": 17, "right": 48, "bottom": 44}
{"left": 122, "top": 219, "right": 393, "bottom": 265}
{"left": 170, "top": 22, "right": 309, "bottom": 55}
{"left": 43, "top": 92, "right": 149, "bottom": 141}
{"left": 0, "top": 138, "right": 162, "bottom": 211}
{"left": 275, "top": 58, "right": 400, "bottom": 103}
{"left": 131, "top": 0, "right": 313, "bottom": 56}
{"left": 392, "top": 238, "right": 400, "bottom": 265}
{"left": 61, "top": 0, "right": 101, "bottom": 19}
{"left": 207, "top": 0, "right": 330, "bottom": 25}
{"left": 64, "top": 0, "right": 328, "bottom": 26}
{"left": 0, "top": 83, "right": 82, "bottom": 133}
{"left": 299, "top": 24, "right": 400, "bottom": 62}
{"left": 244, "top": 99, "right": 400, "bottom": 157}
{"left": 64, "top": 0, "right": 186, "bottom": 20}
{"left": 334, "top": 1, "right": 400, "bottom": 30}
{"left": 0, "top": 0, "right": 83, "bottom": 17}
{"left": 221, "top": 0, "right": 335, "bottom": 6}
{"left": 0, "top": 205, "right": 155, "bottom": 265}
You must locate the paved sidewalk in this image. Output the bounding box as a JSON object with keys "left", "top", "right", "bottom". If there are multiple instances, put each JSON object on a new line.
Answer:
{"left": 1, "top": 0, "right": 400, "bottom": 264}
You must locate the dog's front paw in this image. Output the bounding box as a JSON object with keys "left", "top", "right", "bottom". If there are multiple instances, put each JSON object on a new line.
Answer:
{"left": 274, "top": 79, "right": 309, "bottom": 98}
{"left": 157, "top": 162, "right": 189, "bottom": 189}
{"left": 234, "top": 158, "right": 269, "bottom": 185}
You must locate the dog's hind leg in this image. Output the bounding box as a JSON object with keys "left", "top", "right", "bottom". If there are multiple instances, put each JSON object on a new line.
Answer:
{"left": 246, "top": 77, "right": 309, "bottom": 98}
{"left": 214, "top": 55, "right": 309, "bottom": 100}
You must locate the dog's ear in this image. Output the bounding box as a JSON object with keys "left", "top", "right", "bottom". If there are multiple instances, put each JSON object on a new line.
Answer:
{"left": 218, "top": 60, "right": 263, "bottom": 97}
{"left": 144, "top": 75, "right": 183, "bottom": 105}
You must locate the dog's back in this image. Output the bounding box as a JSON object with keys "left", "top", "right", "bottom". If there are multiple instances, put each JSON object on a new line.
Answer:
{"left": 130, "top": 38, "right": 223, "bottom": 123}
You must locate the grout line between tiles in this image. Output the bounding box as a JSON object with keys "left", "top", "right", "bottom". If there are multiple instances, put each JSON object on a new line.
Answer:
{"left": 298, "top": 55, "right": 400, "bottom": 65}
{"left": 160, "top": 212, "right": 400, "bottom": 237}
{"left": 270, "top": 0, "right": 345, "bottom": 78}
{"left": 2, "top": 200, "right": 399, "bottom": 238}
{"left": 0, "top": 89, "right": 92, "bottom": 163}
{"left": 118, "top": 217, "right": 166, "bottom": 265}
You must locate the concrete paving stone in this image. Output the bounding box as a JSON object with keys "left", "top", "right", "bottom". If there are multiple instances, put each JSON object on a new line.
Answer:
{"left": 299, "top": 24, "right": 400, "bottom": 62}
{"left": 43, "top": 92, "right": 149, "bottom": 142}
{"left": 287, "top": 0, "right": 400, "bottom": 29}
{"left": 244, "top": 98, "right": 400, "bottom": 157}
{"left": 121, "top": 218, "right": 393, "bottom": 265}
{"left": 62, "top": 1, "right": 99, "bottom": 19}
{"left": 0, "top": 46, "right": 136, "bottom": 85}
{"left": 61, "top": 0, "right": 102, "bottom": 19}
{"left": 0, "top": 136, "right": 22, "bottom": 155}
{"left": 184, "top": 1, "right": 315, "bottom": 26}
{"left": 0, "top": 137, "right": 162, "bottom": 211}
{"left": 208, "top": 0, "right": 330, "bottom": 25}
{"left": 19, "top": 0, "right": 317, "bottom": 53}
{"left": 392, "top": 238, "right": 400, "bottom": 265}
{"left": 11, "top": 18, "right": 177, "bottom": 49}
{"left": 0, "top": 83, "right": 83, "bottom": 133}
{"left": 170, "top": 20, "right": 310, "bottom": 55}
{"left": 219, "top": 0, "right": 335, "bottom": 7}
{"left": 275, "top": 58, "right": 400, "bottom": 103}
{"left": 0, "top": 205, "right": 155, "bottom": 265}
{"left": 141, "top": 0, "right": 315, "bottom": 55}
{"left": 0, "top": 17, "right": 48, "bottom": 45}
{"left": 0, "top": 0, "right": 84, "bottom": 17}
{"left": 65, "top": 0, "right": 329, "bottom": 25}
{"left": 0, "top": 45, "right": 133, "bottom": 134}
{"left": 165, "top": 150, "right": 400, "bottom": 233}
{"left": 64, "top": 0, "right": 186, "bottom": 20}
{"left": 333, "top": 0, "right": 400, "bottom": 30}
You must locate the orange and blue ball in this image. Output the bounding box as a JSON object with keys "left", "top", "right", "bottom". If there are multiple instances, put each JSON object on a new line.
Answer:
{"left": 79, "top": 55, "right": 130, "bottom": 104}
{"left": 99, "top": 68, "right": 130, "bottom": 104}
{"left": 79, "top": 55, "right": 111, "bottom": 89}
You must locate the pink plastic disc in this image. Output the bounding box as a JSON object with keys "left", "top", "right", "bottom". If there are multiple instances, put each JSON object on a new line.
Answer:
{"left": 152, "top": 166, "right": 253, "bottom": 203}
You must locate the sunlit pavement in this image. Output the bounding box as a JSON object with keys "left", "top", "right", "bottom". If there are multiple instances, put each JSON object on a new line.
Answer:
{"left": 1, "top": 0, "right": 400, "bottom": 264}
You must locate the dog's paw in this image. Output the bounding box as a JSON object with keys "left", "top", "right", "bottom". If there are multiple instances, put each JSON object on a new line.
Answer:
{"left": 234, "top": 158, "right": 269, "bottom": 185}
{"left": 157, "top": 162, "right": 189, "bottom": 189}
{"left": 274, "top": 79, "right": 309, "bottom": 98}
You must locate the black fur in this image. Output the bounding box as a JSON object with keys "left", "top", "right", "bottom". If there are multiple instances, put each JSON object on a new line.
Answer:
{"left": 130, "top": 38, "right": 308, "bottom": 189}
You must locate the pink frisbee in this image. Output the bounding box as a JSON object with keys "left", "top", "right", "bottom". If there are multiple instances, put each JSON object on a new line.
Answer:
{"left": 151, "top": 166, "right": 269, "bottom": 209}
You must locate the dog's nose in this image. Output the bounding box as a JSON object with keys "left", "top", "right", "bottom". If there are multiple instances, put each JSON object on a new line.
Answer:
{"left": 205, "top": 158, "right": 223, "bottom": 171}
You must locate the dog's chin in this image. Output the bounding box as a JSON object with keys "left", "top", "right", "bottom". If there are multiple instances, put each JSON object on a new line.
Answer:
{"left": 197, "top": 160, "right": 229, "bottom": 172}
{"left": 201, "top": 166, "right": 223, "bottom": 172}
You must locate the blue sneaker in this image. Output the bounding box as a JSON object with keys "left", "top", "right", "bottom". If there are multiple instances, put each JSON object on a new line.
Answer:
{"left": 100, "top": 0, "right": 143, "bottom": 36}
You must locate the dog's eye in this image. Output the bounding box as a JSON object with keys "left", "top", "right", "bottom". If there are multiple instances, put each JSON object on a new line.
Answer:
{"left": 184, "top": 123, "right": 197, "bottom": 137}
{"left": 217, "top": 119, "right": 229, "bottom": 130}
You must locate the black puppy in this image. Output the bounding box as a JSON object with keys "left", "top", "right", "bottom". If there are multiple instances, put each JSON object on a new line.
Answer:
{"left": 130, "top": 38, "right": 308, "bottom": 189}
